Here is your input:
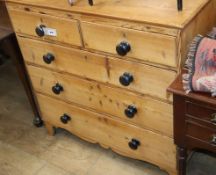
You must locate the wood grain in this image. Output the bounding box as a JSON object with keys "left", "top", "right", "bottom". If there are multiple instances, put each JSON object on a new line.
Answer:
{"left": 81, "top": 22, "right": 178, "bottom": 67}
{"left": 36, "top": 93, "right": 177, "bottom": 175}
{"left": 6, "top": 3, "right": 180, "bottom": 36}
{"left": 19, "top": 37, "right": 176, "bottom": 101}
{"left": 6, "top": 0, "right": 211, "bottom": 28}
{"left": 26, "top": 65, "right": 173, "bottom": 137}
{"left": 6, "top": 1, "right": 216, "bottom": 175}
{"left": 8, "top": 10, "right": 82, "bottom": 46}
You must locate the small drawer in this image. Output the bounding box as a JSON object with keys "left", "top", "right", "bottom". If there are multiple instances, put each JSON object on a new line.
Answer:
{"left": 9, "top": 10, "right": 82, "bottom": 46}
{"left": 36, "top": 93, "right": 176, "bottom": 173}
{"left": 27, "top": 65, "right": 173, "bottom": 137}
{"left": 81, "top": 22, "right": 178, "bottom": 67}
{"left": 19, "top": 37, "right": 175, "bottom": 100}
{"left": 186, "top": 101, "right": 216, "bottom": 127}
{"left": 186, "top": 121, "right": 216, "bottom": 147}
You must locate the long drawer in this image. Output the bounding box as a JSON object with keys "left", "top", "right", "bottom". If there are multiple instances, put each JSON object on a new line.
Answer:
{"left": 27, "top": 65, "right": 173, "bottom": 137}
{"left": 81, "top": 22, "right": 178, "bottom": 67}
{"left": 9, "top": 10, "right": 82, "bottom": 46}
{"left": 36, "top": 93, "right": 176, "bottom": 174}
{"left": 19, "top": 37, "right": 175, "bottom": 101}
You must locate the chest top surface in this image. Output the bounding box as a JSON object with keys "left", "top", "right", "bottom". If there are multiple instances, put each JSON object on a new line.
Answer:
{"left": 6, "top": 0, "right": 212, "bottom": 28}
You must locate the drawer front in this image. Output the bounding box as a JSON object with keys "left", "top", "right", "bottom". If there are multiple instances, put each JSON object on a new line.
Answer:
{"left": 9, "top": 10, "right": 82, "bottom": 46}
{"left": 18, "top": 37, "right": 108, "bottom": 82}
{"left": 186, "top": 121, "right": 216, "bottom": 148}
{"left": 81, "top": 22, "right": 178, "bottom": 67}
{"left": 19, "top": 37, "right": 175, "bottom": 100}
{"left": 27, "top": 65, "right": 173, "bottom": 137}
{"left": 36, "top": 93, "right": 176, "bottom": 173}
{"left": 186, "top": 101, "right": 216, "bottom": 127}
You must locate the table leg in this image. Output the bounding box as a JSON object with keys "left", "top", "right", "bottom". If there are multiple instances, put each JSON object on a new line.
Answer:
{"left": 2, "top": 35, "right": 43, "bottom": 127}
{"left": 178, "top": 146, "right": 187, "bottom": 175}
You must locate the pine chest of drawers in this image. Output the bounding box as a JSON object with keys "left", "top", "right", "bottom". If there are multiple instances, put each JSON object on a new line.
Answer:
{"left": 6, "top": 0, "right": 216, "bottom": 174}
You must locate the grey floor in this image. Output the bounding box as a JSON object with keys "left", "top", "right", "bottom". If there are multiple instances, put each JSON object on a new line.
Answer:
{"left": 0, "top": 60, "right": 216, "bottom": 175}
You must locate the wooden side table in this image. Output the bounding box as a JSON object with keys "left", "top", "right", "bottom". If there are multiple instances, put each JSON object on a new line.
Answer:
{"left": 168, "top": 74, "right": 216, "bottom": 175}
{"left": 0, "top": 0, "right": 43, "bottom": 127}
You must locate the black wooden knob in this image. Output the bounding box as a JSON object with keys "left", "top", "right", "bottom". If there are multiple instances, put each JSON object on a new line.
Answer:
{"left": 52, "top": 83, "right": 63, "bottom": 95}
{"left": 116, "top": 42, "right": 131, "bottom": 56}
{"left": 125, "top": 105, "right": 137, "bottom": 118}
{"left": 119, "top": 73, "right": 133, "bottom": 86}
{"left": 35, "top": 25, "right": 45, "bottom": 37}
{"left": 60, "top": 114, "right": 71, "bottom": 124}
{"left": 128, "top": 139, "right": 140, "bottom": 150}
{"left": 43, "top": 53, "right": 55, "bottom": 64}
{"left": 88, "top": 0, "right": 93, "bottom": 5}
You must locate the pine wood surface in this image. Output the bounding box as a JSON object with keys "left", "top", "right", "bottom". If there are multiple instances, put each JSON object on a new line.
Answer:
{"left": 5, "top": 1, "right": 216, "bottom": 174}
{"left": 6, "top": 0, "right": 216, "bottom": 72}
{"left": 8, "top": 10, "right": 82, "bottom": 46}
{"left": 36, "top": 93, "right": 177, "bottom": 175}
{"left": 5, "top": 0, "right": 211, "bottom": 28}
{"left": 81, "top": 21, "right": 178, "bottom": 67}
{"left": 6, "top": 3, "right": 180, "bottom": 36}
{"left": 18, "top": 37, "right": 176, "bottom": 101}
{"left": 26, "top": 65, "right": 174, "bottom": 137}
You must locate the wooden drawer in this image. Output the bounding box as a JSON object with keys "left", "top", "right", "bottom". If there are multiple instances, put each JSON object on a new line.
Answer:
{"left": 186, "top": 121, "right": 216, "bottom": 148}
{"left": 186, "top": 101, "right": 216, "bottom": 128}
{"left": 18, "top": 37, "right": 108, "bottom": 83}
{"left": 19, "top": 37, "right": 175, "bottom": 100}
{"left": 81, "top": 22, "right": 178, "bottom": 67}
{"left": 27, "top": 65, "right": 173, "bottom": 137}
{"left": 9, "top": 10, "right": 82, "bottom": 46}
{"left": 36, "top": 93, "right": 176, "bottom": 174}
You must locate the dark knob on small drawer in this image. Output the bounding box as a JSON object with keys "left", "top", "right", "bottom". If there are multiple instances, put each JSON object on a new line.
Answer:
{"left": 52, "top": 83, "right": 63, "bottom": 95}
{"left": 125, "top": 105, "right": 137, "bottom": 118}
{"left": 211, "top": 135, "right": 216, "bottom": 145}
{"left": 60, "top": 114, "right": 71, "bottom": 124}
{"left": 119, "top": 73, "right": 133, "bottom": 86}
{"left": 35, "top": 25, "right": 45, "bottom": 37}
{"left": 116, "top": 42, "right": 131, "bottom": 56}
{"left": 88, "top": 0, "right": 93, "bottom": 5}
{"left": 128, "top": 139, "right": 140, "bottom": 150}
{"left": 43, "top": 53, "right": 55, "bottom": 64}
{"left": 211, "top": 113, "right": 216, "bottom": 125}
